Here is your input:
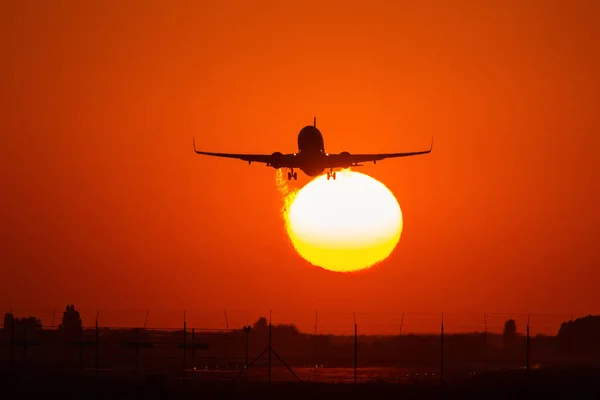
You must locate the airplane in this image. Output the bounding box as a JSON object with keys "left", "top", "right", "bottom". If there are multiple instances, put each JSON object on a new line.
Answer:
{"left": 193, "top": 117, "right": 433, "bottom": 181}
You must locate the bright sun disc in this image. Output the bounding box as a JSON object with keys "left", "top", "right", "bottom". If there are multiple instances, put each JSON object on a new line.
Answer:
{"left": 280, "top": 170, "right": 403, "bottom": 272}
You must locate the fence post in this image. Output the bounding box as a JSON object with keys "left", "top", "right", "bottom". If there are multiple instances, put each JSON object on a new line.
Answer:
{"left": 23, "top": 325, "right": 27, "bottom": 358}
{"left": 268, "top": 318, "right": 272, "bottom": 384}
{"left": 10, "top": 313, "right": 15, "bottom": 368}
{"left": 135, "top": 328, "right": 139, "bottom": 375}
{"left": 79, "top": 324, "right": 84, "bottom": 369}
{"left": 95, "top": 314, "right": 99, "bottom": 377}
{"left": 183, "top": 318, "right": 187, "bottom": 380}
{"left": 484, "top": 313, "right": 488, "bottom": 365}
{"left": 354, "top": 323, "right": 357, "bottom": 384}
{"left": 353, "top": 312, "right": 357, "bottom": 384}
{"left": 191, "top": 328, "right": 195, "bottom": 373}
{"left": 398, "top": 312, "right": 404, "bottom": 367}
{"left": 526, "top": 314, "right": 530, "bottom": 373}
{"left": 440, "top": 312, "right": 444, "bottom": 384}
{"left": 242, "top": 326, "right": 251, "bottom": 381}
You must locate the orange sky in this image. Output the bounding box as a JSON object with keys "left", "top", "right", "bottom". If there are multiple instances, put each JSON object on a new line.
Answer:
{"left": 1, "top": 0, "right": 599, "bottom": 334}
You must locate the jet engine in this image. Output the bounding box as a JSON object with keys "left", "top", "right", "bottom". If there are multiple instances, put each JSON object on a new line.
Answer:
{"left": 268, "top": 152, "right": 284, "bottom": 168}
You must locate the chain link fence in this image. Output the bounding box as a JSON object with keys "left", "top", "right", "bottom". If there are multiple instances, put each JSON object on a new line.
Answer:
{"left": 0, "top": 308, "right": 593, "bottom": 383}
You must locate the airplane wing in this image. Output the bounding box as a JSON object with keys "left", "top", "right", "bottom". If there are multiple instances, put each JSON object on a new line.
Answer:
{"left": 193, "top": 139, "right": 298, "bottom": 167}
{"left": 325, "top": 138, "right": 433, "bottom": 168}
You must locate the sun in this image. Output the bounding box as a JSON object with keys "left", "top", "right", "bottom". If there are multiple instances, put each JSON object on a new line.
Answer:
{"left": 277, "top": 169, "right": 403, "bottom": 272}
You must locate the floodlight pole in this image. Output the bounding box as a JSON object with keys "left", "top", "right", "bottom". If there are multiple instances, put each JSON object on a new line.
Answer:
{"left": 231, "top": 318, "right": 301, "bottom": 383}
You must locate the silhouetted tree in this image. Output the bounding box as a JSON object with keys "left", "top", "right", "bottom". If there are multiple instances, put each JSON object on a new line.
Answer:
{"left": 557, "top": 315, "right": 600, "bottom": 357}
{"left": 253, "top": 317, "right": 268, "bottom": 331}
{"left": 58, "top": 304, "right": 82, "bottom": 339}
{"left": 2, "top": 313, "right": 14, "bottom": 339}
{"left": 3, "top": 313, "right": 14, "bottom": 329}
{"left": 2, "top": 313, "right": 42, "bottom": 341}
{"left": 18, "top": 316, "right": 42, "bottom": 331}
{"left": 2, "top": 313, "right": 41, "bottom": 331}
{"left": 502, "top": 319, "right": 517, "bottom": 349}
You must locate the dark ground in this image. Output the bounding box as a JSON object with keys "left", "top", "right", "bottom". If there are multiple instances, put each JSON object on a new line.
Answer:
{"left": 2, "top": 367, "right": 600, "bottom": 399}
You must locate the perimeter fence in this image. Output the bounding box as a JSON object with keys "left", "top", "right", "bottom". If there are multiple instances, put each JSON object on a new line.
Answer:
{"left": 0, "top": 308, "right": 595, "bottom": 383}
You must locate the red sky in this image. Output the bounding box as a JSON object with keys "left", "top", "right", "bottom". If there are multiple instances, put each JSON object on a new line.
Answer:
{"left": 1, "top": 0, "right": 599, "bottom": 335}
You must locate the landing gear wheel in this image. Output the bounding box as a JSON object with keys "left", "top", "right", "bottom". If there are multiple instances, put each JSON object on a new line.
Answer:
{"left": 327, "top": 172, "right": 331, "bottom": 180}
{"left": 293, "top": 172, "right": 297, "bottom": 180}
{"left": 332, "top": 172, "right": 336, "bottom": 180}
{"left": 287, "top": 172, "right": 292, "bottom": 181}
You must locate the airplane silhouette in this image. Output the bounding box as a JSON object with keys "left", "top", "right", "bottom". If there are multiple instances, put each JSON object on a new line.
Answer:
{"left": 193, "top": 118, "right": 433, "bottom": 180}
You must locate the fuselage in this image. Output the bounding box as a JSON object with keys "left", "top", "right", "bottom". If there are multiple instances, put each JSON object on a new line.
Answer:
{"left": 296, "top": 125, "right": 326, "bottom": 176}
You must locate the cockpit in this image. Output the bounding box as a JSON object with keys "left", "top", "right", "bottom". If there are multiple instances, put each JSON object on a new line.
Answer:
{"left": 297, "top": 125, "right": 325, "bottom": 154}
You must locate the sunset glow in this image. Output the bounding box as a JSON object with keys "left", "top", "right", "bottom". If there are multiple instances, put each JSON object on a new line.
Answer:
{"left": 3, "top": 0, "right": 598, "bottom": 335}
{"left": 277, "top": 170, "right": 403, "bottom": 272}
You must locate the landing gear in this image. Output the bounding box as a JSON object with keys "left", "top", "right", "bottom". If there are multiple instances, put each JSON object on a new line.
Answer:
{"left": 287, "top": 169, "right": 297, "bottom": 181}
{"left": 326, "top": 170, "right": 337, "bottom": 181}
